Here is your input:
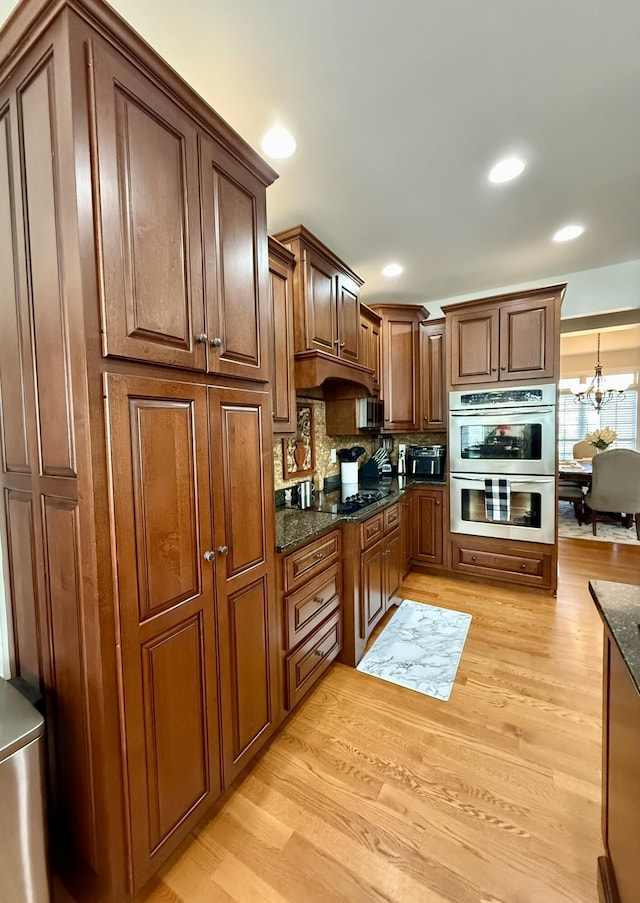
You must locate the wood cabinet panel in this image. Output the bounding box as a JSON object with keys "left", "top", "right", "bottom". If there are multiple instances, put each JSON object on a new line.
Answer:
{"left": 420, "top": 320, "right": 446, "bottom": 430}
{"left": 0, "top": 107, "right": 30, "bottom": 474}
{"left": 4, "top": 490, "right": 40, "bottom": 689}
{"left": 106, "top": 374, "right": 221, "bottom": 891}
{"left": 359, "top": 304, "right": 381, "bottom": 390}
{"left": 450, "top": 534, "right": 554, "bottom": 589}
{"left": 360, "top": 541, "right": 385, "bottom": 638}
{"left": 449, "top": 309, "right": 499, "bottom": 385}
{"left": 208, "top": 385, "right": 278, "bottom": 785}
{"left": 360, "top": 512, "right": 384, "bottom": 550}
{"left": 141, "top": 614, "right": 209, "bottom": 849}
{"left": 385, "top": 530, "right": 402, "bottom": 610}
{"left": 284, "top": 562, "right": 341, "bottom": 650}
{"left": 336, "top": 273, "right": 360, "bottom": 363}
{"left": 90, "top": 42, "right": 205, "bottom": 370}
{"left": 268, "top": 237, "right": 296, "bottom": 432}
{"left": 383, "top": 503, "right": 401, "bottom": 534}
{"left": 41, "top": 496, "right": 95, "bottom": 868}
{"left": 413, "top": 488, "right": 444, "bottom": 566}
{"left": 304, "top": 248, "right": 336, "bottom": 355}
{"left": 384, "top": 319, "right": 417, "bottom": 429}
{"left": 200, "top": 135, "right": 268, "bottom": 380}
{"left": 284, "top": 530, "right": 341, "bottom": 592}
{"left": 286, "top": 610, "right": 342, "bottom": 709}
{"left": 19, "top": 58, "right": 75, "bottom": 477}
{"left": 499, "top": 296, "right": 556, "bottom": 380}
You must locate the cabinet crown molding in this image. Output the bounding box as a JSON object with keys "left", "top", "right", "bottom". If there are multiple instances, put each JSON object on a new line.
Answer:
{"left": 440, "top": 283, "right": 567, "bottom": 314}
{"left": 272, "top": 225, "right": 364, "bottom": 286}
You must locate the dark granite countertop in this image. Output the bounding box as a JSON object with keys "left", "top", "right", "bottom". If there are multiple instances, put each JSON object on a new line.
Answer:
{"left": 275, "top": 476, "right": 447, "bottom": 554}
{"left": 589, "top": 580, "right": 640, "bottom": 694}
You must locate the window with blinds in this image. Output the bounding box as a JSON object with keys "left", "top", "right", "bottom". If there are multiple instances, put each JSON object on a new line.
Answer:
{"left": 558, "top": 374, "right": 638, "bottom": 459}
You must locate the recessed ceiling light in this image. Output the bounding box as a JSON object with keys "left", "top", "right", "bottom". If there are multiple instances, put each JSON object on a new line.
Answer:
{"left": 260, "top": 126, "right": 297, "bottom": 159}
{"left": 382, "top": 263, "right": 403, "bottom": 278}
{"left": 553, "top": 224, "right": 585, "bottom": 242}
{"left": 488, "top": 157, "right": 526, "bottom": 184}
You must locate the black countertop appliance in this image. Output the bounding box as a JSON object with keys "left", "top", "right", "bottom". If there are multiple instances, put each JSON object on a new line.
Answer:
{"left": 408, "top": 445, "right": 446, "bottom": 479}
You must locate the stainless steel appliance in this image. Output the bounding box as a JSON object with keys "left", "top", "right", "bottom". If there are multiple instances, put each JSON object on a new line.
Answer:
{"left": 450, "top": 473, "right": 555, "bottom": 544}
{"left": 311, "top": 487, "right": 391, "bottom": 516}
{"left": 449, "top": 384, "right": 556, "bottom": 475}
{"left": 408, "top": 445, "right": 446, "bottom": 478}
{"left": 356, "top": 396, "right": 384, "bottom": 431}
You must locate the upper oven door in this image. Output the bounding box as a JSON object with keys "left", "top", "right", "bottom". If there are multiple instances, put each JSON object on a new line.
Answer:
{"left": 449, "top": 405, "right": 556, "bottom": 474}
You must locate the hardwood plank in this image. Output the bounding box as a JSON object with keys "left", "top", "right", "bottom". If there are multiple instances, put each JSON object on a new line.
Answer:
{"left": 128, "top": 538, "right": 640, "bottom": 902}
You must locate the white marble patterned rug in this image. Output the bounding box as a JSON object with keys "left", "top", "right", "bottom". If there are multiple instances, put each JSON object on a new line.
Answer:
{"left": 357, "top": 600, "right": 472, "bottom": 701}
{"left": 557, "top": 502, "right": 639, "bottom": 545}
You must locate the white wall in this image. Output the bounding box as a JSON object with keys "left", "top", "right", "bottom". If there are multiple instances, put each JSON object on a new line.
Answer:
{"left": 425, "top": 258, "right": 640, "bottom": 320}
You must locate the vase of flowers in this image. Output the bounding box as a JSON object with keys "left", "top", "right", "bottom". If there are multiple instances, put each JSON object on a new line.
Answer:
{"left": 584, "top": 427, "right": 617, "bottom": 451}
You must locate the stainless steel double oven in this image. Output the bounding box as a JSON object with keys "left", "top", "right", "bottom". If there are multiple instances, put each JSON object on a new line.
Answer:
{"left": 449, "top": 384, "right": 557, "bottom": 544}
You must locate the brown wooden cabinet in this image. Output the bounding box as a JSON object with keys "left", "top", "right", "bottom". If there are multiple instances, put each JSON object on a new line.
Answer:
{"left": 279, "top": 531, "right": 343, "bottom": 710}
{"left": 208, "top": 385, "right": 280, "bottom": 785}
{"left": 449, "top": 534, "right": 555, "bottom": 591}
{"left": 412, "top": 486, "right": 445, "bottom": 567}
{"left": 92, "top": 41, "right": 269, "bottom": 381}
{"left": 360, "top": 303, "right": 382, "bottom": 392}
{"left": 370, "top": 304, "right": 427, "bottom": 432}
{"left": 420, "top": 318, "right": 446, "bottom": 430}
{"left": 444, "top": 286, "right": 565, "bottom": 388}
{"left": 340, "top": 503, "right": 402, "bottom": 666}
{"left": 401, "top": 489, "right": 414, "bottom": 575}
{"left": 0, "top": 4, "right": 279, "bottom": 900}
{"left": 268, "top": 237, "right": 296, "bottom": 433}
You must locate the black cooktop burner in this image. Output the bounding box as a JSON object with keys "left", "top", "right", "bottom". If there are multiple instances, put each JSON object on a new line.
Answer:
{"left": 313, "top": 487, "right": 391, "bottom": 515}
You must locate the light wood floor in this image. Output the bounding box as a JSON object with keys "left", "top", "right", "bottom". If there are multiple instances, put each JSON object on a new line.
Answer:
{"left": 133, "top": 539, "right": 636, "bottom": 901}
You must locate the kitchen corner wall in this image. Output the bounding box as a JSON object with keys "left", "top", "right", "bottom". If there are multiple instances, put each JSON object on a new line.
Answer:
{"left": 273, "top": 397, "right": 446, "bottom": 491}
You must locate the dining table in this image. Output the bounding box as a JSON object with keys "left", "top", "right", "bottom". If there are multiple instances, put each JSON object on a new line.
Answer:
{"left": 558, "top": 460, "right": 593, "bottom": 485}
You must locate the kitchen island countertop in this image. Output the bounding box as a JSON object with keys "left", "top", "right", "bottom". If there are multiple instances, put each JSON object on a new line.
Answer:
{"left": 589, "top": 580, "right": 640, "bottom": 694}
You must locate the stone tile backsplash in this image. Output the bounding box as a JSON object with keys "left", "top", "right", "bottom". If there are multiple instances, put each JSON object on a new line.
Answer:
{"left": 273, "top": 397, "right": 446, "bottom": 491}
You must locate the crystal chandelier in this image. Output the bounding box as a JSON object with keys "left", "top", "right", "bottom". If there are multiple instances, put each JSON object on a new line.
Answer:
{"left": 573, "top": 332, "right": 626, "bottom": 412}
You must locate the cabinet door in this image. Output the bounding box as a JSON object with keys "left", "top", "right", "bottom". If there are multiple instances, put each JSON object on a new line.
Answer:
{"left": 303, "top": 248, "right": 337, "bottom": 354}
{"left": 336, "top": 273, "right": 360, "bottom": 363}
{"left": 200, "top": 134, "right": 269, "bottom": 381}
{"left": 268, "top": 241, "right": 296, "bottom": 432}
{"left": 359, "top": 317, "right": 370, "bottom": 371}
{"left": 421, "top": 321, "right": 446, "bottom": 429}
{"left": 449, "top": 308, "right": 499, "bottom": 385}
{"left": 382, "top": 316, "right": 419, "bottom": 431}
{"left": 413, "top": 489, "right": 444, "bottom": 565}
{"left": 402, "top": 492, "right": 414, "bottom": 575}
{"left": 90, "top": 44, "right": 205, "bottom": 370}
{"left": 208, "top": 386, "right": 279, "bottom": 785}
{"left": 360, "top": 541, "right": 386, "bottom": 639}
{"left": 106, "top": 375, "right": 221, "bottom": 891}
{"left": 371, "top": 319, "right": 381, "bottom": 392}
{"left": 499, "top": 296, "right": 556, "bottom": 381}
{"left": 384, "top": 530, "right": 402, "bottom": 610}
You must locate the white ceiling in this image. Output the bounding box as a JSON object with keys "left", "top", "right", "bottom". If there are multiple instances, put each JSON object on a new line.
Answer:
{"left": 2, "top": 0, "right": 640, "bottom": 307}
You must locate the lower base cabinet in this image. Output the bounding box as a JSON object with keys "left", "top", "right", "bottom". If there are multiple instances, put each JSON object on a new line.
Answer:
{"left": 279, "top": 531, "right": 343, "bottom": 709}
{"left": 449, "top": 533, "right": 556, "bottom": 591}
{"left": 411, "top": 486, "right": 445, "bottom": 567}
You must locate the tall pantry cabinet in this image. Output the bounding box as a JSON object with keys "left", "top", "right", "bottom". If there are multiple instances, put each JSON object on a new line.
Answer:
{"left": 0, "top": 1, "right": 279, "bottom": 900}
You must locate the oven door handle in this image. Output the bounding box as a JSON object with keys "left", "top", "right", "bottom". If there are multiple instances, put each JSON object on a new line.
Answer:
{"left": 450, "top": 405, "right": 554, "bottom": 417}
{"left": 451, "top": 475, "right": 554, "bottom": 484}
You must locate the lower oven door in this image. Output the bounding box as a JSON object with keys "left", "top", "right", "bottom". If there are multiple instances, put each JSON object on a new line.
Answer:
{"left": 450, "top": 473, "right": 556, "bottom": 544}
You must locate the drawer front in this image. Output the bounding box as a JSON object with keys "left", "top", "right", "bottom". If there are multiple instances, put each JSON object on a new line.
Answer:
{"left": 286, "top": 611, "right": 342, "bottom": 710}
{"left": 360, "top": 512, "right": 384, "bottom": 550}
{"left": 451, "top": 538, "right": 552, "bottom": 588}
{"left": 284, "top": 562, "right": 341, "bottom": 651}
{"left": 383, "top": 503, "right": 400, "bottom": 534}
{"left": 284, "top": 530, "right": 341, "bottom": 592}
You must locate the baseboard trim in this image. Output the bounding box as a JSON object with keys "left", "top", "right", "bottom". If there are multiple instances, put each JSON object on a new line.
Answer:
{"left": 597, "top": 856, "right": 620, "bottom": 903}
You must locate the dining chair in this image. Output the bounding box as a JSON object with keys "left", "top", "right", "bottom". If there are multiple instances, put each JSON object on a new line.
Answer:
{"left": 558, "top": 482, "right": 586, "bottom": 524}
{"left": 572, "top": 440, "right": 598, "bottom": 460}
{"left": 584, "top": 449, "right": 640, "bottom": 539}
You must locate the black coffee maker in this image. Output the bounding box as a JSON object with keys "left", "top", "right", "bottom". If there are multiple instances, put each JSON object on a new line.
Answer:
{"left": 408, "top": 445, "right": 446, "bottom": 478}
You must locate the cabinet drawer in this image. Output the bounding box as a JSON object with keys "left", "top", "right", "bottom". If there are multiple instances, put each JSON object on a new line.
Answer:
{"left": 284, "top": 530, "right": 341, "bottom": 592}
{"left": 284, "top": 562, "right": 341, "bottom": 651}
{"left": 450, "top": 537, "right": 553, "bottom": 588}
{"left": 286, "top": 611, "right": 342, "bottom": 710}
{"left": 360, "top": 512, "right": 384, "bottom": 550}
{"left": 383, "top": 503, "right": 400, "bottom": 534}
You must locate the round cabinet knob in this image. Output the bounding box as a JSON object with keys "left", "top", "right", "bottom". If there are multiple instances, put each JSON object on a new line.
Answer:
{"left": 195, "top": 333, "right": 208, "bottom": 344}
{"left": 471, "top": 555, "right": 477, "bottom": 561}
{"left": 203, "top": 550, "right": 215, "bottom": 562}
{"left": 217, "top": 545, "right": 229, "bottom": 555}
{"left": 314, "top": 551, "right": 323, "bottom": 561}
{"left": 339, "top": 342, "right": 345, "bottom": 348}
{"left": 314, "top": 596, "right": 324, "bottom": 606}
{"left": 210, "top": 337, "right": 223, "bottom": 348}
{"left": 491, "top": 367, "right": 497, "bottom": 372}
{"left": 314, "top": 648, "right": 325, "bottom": 658}
{"left": 500, "top": 365, "right": 506, "bottom": 371}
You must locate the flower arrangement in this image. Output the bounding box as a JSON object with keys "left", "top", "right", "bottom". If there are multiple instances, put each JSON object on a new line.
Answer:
{"left": 584, "top": 427, "right": 617, "bottom": 451}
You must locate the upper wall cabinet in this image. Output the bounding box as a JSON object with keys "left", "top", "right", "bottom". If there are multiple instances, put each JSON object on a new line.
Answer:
{"left": 443, "top": 285, "right": 565, "bottom": 388}
{"left": 360, "top": 303, "right": 382, "bottom": 393}
{"left": 420, "top": 318, "right": 446, "bottom": 430}
{"left": 268, "top": 237, "right": 296, "bottom": 433}
{"left": 370, "top": 304, "right": 427, "bottom": 432}
{"left": 91, "top": 43, "right": 270, "bottom": 381}
{"left": 272, "top": 225, "right": 374, "bottom": 396}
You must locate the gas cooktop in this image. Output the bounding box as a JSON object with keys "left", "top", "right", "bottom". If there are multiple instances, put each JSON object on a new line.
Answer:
{"left": 312, "top": 487, "right": 391, "bottom": 516}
